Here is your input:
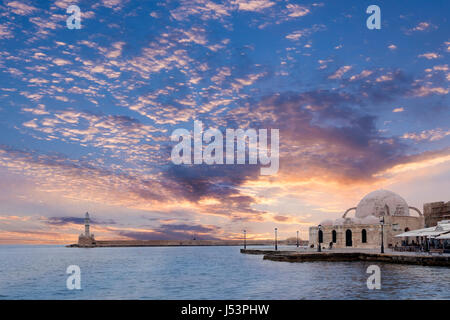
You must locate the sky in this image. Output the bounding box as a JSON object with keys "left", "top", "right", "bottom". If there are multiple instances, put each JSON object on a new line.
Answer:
{"left": 0, "top": 0, "right": 449, "bottom": 244}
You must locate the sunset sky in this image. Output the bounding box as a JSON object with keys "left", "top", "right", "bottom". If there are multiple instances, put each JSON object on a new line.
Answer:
{"left": 0, "top": 0, "right": 449, "bottom": 244}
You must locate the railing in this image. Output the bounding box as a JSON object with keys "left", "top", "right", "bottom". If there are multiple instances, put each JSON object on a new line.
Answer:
{"left": 393, "top": 246, "right": 450, "bottom": 254}
{"left": 393, "top": 246, "right": 421, "bottom": 252}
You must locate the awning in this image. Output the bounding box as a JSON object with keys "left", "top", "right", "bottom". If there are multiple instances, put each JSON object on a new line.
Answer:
{"left": 395, "top": 226, "right": 436, "bottom": 237}
{"left": 395, "top": 231, "right": 420, "bottom": 237}
{"left": 395, "top": 224, "right": 450, "bottom": 238}
{"left": 436, "top": 233, "right": 450, "bottom": 240}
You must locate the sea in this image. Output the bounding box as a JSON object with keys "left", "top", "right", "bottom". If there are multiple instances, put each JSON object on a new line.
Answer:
{"left": 0, "top": 245, "right": 449, "bottom": 299}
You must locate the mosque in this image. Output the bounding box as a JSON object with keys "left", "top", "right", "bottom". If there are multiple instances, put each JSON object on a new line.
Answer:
{"left": 309, "top": 190, "right": 425, "bottom": 249}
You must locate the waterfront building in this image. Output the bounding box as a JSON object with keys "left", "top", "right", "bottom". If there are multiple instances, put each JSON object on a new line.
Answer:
{"left": 309, "top": 190, "right": 424, "bottom": 249}
{"left": 423, "top": 201, "right": 450, "bottom": 227}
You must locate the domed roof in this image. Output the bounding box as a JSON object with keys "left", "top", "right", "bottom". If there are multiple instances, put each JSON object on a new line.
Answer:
{"left": 361, "top": 215, "right": 380, "bottom": 224}
{"left": 348, "top": 217, "right": 362, "bottom": 224}
{"left": 355, "top": 189, "right": 409, "bottom": 218}
{"left": 320, "top": 219, "right": 333, "bottom": 226}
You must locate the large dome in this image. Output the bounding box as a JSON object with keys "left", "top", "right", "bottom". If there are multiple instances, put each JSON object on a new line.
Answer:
{"left": 355, "top": 189, "right": 409, "bottom": 218}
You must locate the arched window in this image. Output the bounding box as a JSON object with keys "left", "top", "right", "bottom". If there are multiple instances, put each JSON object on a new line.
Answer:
{"left": 332, "top": 230, "right": 337, "bottom": 243}
{"left": 318, "top": 230, "right": 323, "bottom": 243}
{"left": 362, "top": 229, "right": 367, "bottom": 243}
{"left": 346, "top": 229, "right": 352, "bottom": 247}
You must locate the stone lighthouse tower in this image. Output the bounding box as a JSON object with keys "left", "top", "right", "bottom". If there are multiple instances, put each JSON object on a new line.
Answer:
{"left": 78, "top": 212, "right": 95, "bottom": 247}
{"left": 84, "top": 212, "right": 90, "bottom": 236}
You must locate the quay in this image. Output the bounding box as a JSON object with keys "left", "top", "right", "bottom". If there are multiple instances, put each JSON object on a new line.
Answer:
{"left": 240, "top": 249, "right": 450, "bottom": 267}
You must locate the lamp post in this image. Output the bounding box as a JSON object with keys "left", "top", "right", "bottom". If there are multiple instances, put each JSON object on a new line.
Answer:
{"left": 296, "top": 230, "right": 299, "bottom": 248}
{"left": 317, "top": 224, "right": 322, "bottom": 252}
{"left": 243, "top": 229, "right": 246, "bottom": 250}
{"left": 380, "top": 216, "right": 385, "bottom": 254}
{"left": 274, "top": 228, "right": 278, "bottom": 251}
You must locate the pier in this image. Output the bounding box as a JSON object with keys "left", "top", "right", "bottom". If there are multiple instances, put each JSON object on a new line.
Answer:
{"left": 240, "top": 249, "right": 450, "bottom": 267}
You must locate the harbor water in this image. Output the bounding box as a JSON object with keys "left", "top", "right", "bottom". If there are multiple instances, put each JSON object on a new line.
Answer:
{"left": 0, "top": 245, "right": 449, "bottom": 299}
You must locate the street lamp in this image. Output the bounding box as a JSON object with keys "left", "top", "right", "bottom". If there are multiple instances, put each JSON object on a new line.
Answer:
{"left": 274, "top": 228, "right": 278, "bottom": 251}
{"left": 243, "top": 229, "right": 246, "bottom": 250}
{"left": 317, "top": 224, "right": 322, "bottom": 252}
{"left": 380, "top": 216, "right": 385, "bottom": 254}
{"left": 296, "top": 230, "right": 299, "bottom": 248}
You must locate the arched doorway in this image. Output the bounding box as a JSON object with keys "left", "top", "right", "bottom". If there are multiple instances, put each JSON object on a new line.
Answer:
{"left": 332, "top": 230, "right": 337, "bottom": 243}
{"left": 346, "top": 229, "right": 352, "bottom": 247}
{"left": 362, "top": 229, "right": 367, "bottom": 243}
{"left": 318, "top": 230, "right": 323, "bottom": 244}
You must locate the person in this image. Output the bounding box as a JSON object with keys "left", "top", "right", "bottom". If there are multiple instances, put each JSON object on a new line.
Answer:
{"left": 329, "top": 241, "right": 333, "bottom": 249}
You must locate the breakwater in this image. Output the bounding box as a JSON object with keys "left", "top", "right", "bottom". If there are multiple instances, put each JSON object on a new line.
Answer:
{"left": 68, "top": 239, "right": 282, "bottom": 248}
{"left": 240, "top": 249, "right": 450, "bottom": 267}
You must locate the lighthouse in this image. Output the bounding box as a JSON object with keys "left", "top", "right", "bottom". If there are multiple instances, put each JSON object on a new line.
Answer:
{"left": 84, "top": 212, "right": 90, "bottom": 237}
{"left": 78, "top": 212, "right": 95, "bottom": 247}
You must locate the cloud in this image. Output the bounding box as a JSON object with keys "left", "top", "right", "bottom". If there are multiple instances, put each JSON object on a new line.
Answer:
{"left": 409, "top": 22, "right": 437, "bottom": 32}
{"left": 349, "top": 70, "right": 373, "bottom": 81}
{"left": 6, "top": 1, "right": 37, "bottom": 15}
{"left": 412, "top": 86, "right": 448, "bottom": 97}
{"left": 45, "top": 216, "right": 86, "bottom": 225}
{"left": 53, "top": 58, "right": 72, "bottom": 66}
{"left": 45, "top": 216, "right": 116, "bottom": 226}
{"left": 0, "top": 24, "right": 13, "bottom": 39}
{"left": 328, "top": 65, "right": 352, "bottom": 79}
{"left": 170, "top": 0, "right": 232, "bottom": 21}
{"left": 402, "top": 129, "right": 450, "bottom": 142}
{"left": 117, "top": 222, "right": 221, "bottom": 240}
{"left": 388, "top": 44, "right": 397, "bottom": 50}
{"left": 224, "top": 90, "right": 413, "bottom": 183}
{"left": 286, "top": 4, "right": 310, "bottom": 17}
{"left": 418, "top": 52, "right": 441, "bottom": 60}
{"left": 285, "top": 24, "right": 325, "bottom": 41}
{"left": 101, "top": 0, "right": 125, "bottom": 11}
{"left": 233, "top": 0, "right": 275, "bottom": 12}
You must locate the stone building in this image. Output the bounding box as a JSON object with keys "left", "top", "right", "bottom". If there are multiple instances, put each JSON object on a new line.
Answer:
{"left": 423, "top": 201, "right": 450, "bottom": 227}
{"left": 309, "top": 190, "right": 424, "bottom": 249}
{"left": 78, "top": 212, "right": 96, "bottom": 247}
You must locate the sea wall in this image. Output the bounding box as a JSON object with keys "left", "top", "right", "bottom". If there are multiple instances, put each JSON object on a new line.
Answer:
{"left": 240, "top": 250, "right": 450, "bottom": 267}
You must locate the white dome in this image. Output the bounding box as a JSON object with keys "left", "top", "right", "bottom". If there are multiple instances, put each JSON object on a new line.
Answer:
{"left": 348, "top": 217, "right": 362, "bottom": 224}
{"left": 361, "top": 215, "right": 380, "bottom": 224}
{"left": 355, "top": 189, "right": 409, "bottom": 218}
{"left": 320, "top": 219, "right": 333, "bottom": 226}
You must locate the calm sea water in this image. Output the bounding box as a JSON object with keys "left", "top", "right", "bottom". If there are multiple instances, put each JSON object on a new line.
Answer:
{"left": 0, "top": 245, "right": 449, "bottom": 300}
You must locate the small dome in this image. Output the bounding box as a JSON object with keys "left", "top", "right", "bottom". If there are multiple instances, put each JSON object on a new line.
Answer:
{"left": 361, "top": 215, "right": 379, "bottom": 225}
{"left": 320, "top": 219, "right": 333, "bottom": 226}
{"left": 334, "top": 218, "right": 345, "bottom": 225}
{"left": 355, "top": 189, "right": 409, "bottom": 218}
{"left": 348, "top": 217, "right": 362, "bottom": 224}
